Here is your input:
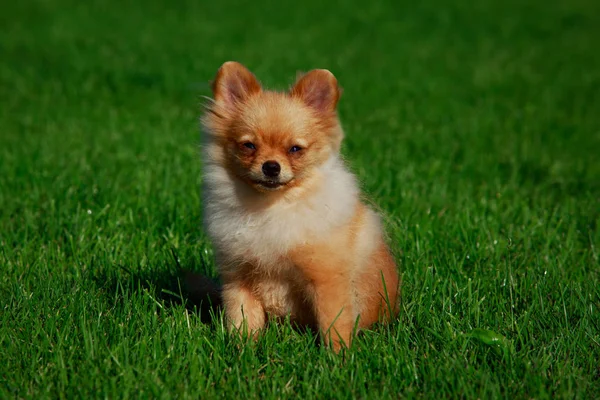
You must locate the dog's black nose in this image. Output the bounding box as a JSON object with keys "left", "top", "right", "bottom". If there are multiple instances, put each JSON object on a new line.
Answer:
{"left": 262, "top": 161, "right": 281, "bottom": 177}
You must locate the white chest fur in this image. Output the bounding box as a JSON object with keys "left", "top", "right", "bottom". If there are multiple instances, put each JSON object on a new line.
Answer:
{"left": 202, "top": 156, "right": 359, "bottom": 268}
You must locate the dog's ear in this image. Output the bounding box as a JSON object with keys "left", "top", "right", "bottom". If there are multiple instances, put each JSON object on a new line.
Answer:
{"left": 290, "top": 69, "right": 340, "bottom": 113}
{"left": 212, "top": 61, "right": 261, "bottom": 106}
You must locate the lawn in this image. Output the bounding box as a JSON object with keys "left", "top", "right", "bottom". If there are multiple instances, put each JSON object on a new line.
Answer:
{"left": 1, "top": 0, "right": 599, "bottom": 398}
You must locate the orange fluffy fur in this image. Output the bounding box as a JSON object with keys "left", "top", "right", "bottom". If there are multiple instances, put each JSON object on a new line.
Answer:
{"left": 201, "top": 61, "right": 399, "bottom": 351}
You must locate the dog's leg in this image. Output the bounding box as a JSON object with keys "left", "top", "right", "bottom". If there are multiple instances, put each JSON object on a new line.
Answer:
{"left": 310, "top": 275, "right": 355, "bottom": 352}
{"left": 222, "top": 281, "right": 265, "bottom": 338}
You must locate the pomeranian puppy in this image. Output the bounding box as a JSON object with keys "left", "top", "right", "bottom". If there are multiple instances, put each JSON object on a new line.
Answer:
{"left": 201, "top": 61, "right": 399, "bottom": 351}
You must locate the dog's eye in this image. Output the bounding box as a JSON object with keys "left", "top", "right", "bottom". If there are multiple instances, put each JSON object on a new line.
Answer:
{"left": 243, "top": 142, "right": 256, "bottom": 150}
{"left": 289, "top": 145, "right": 302, "bottom": 153}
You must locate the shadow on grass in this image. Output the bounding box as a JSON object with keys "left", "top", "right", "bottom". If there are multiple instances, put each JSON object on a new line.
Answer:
{"left": 90, "top": 249, "right": 223, "bottom": 324}
{"left": 90, "top": 256, "right": 323, "bottom": 347}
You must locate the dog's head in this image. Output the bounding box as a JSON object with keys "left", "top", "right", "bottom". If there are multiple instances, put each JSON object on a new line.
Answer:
{"left": 202, "top": 62, "right": 343, "bottom": 193}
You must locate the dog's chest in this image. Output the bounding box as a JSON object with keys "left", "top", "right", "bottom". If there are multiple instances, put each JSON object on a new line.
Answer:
{"left": 255, "top": 276, "right": 295, "bottom": 316}
{"left": 212, "top": 203, "right": 326, "bottom": 264}
{"left": 253, "top": 269, "right": 314, "bottom": 324}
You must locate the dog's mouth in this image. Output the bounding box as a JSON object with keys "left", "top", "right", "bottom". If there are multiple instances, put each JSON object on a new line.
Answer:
{"left": 251, "top": 179, "right": 291, "bottom": 190}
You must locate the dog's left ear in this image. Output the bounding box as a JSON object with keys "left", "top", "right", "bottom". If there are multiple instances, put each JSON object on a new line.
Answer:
{"left": 291, "top": 69, "right": 341, "bottom": 113}
{"left": 212, "top": 61, "right": 261, "bottom": 107}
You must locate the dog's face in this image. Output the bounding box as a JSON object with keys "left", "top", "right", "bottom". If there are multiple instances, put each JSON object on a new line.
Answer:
{"left": 203, "top": 62, "right": 344, "bottom": 193}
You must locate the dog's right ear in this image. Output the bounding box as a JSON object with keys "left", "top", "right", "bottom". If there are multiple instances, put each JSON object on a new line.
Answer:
{"left": 290, "top": 69, "right": 340, "bottom": 113}
{"left": 212, "top": 62, "right": 261, "bottom": 107}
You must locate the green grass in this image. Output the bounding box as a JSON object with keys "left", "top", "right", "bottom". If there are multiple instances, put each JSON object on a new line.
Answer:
{"left": 1, "top": 0, "right": 599, "bottom": 398}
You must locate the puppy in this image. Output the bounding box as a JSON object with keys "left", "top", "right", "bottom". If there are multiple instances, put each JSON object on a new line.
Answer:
{"left": 201, "top": 61, "right": 399, "bottom": 351}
